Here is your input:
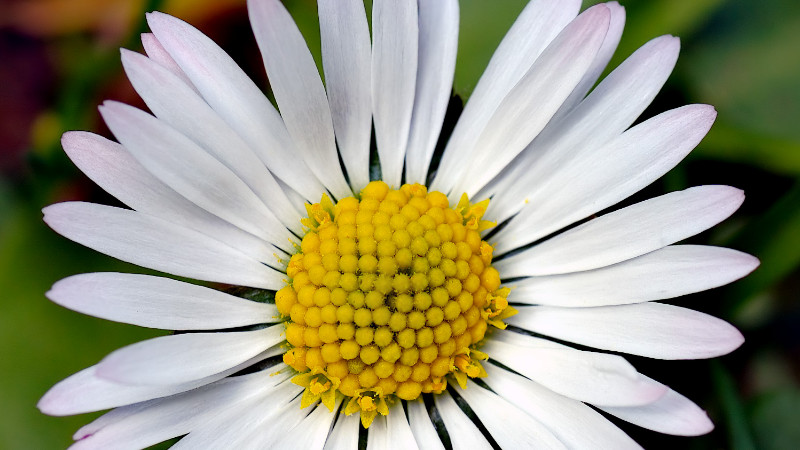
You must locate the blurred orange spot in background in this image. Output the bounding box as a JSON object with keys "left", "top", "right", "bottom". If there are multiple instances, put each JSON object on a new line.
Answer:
{"left": 1, "top": 0, "right": 246, "bottom": 41}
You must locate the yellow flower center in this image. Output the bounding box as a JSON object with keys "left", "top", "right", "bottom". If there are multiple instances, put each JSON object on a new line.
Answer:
{"left": 276, "top": 181, "right": 514, "bottom": 426}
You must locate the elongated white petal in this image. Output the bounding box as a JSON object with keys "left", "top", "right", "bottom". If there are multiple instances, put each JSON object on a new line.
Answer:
{"left": 71, "top": 368, "right": 291, "bottom": 449}
{"left": 40, "top": 366, "right": 181, "bottom": 417}
{"left": 483, "top": 364, "right": 641, "bottom": 449}
{"left": 170, "top": 377, "right": 303, "bottom": 449}
{"left": 95, "top": 326, "right": 284, "bottom": 385}
{"left": 509, "top": 302, "right": 744, "bottom": 359}
{"left": 318, "top": 0, "right": 372, "bottom": 190}
{"left": 459, "top": 380, "right": 567, "bottom": 449}
{"left": 453, "top": 4, "right": 611, "bottom": 197}
{"left": 61, "top": 131, "right": 280, "bottom": 263}
{"left": 71, "top": 390, "right": 217, "bottom": 449}
{"left": 244, "top": 396, "right": 309, "bottom": 448}
{"left": 511, "top": 245, "right": 759, "bottom": 307}
{"left": 121, "top": 49, "right": 302, "bottom": 233}
{"left": 273, "top": 400, "right": 340, "bottom": 450}
{"left": 367, "top": 402, "right": 420, "bottom": 450}
{"left": 497, "top": 185, "right": 744, "bottom": 276}
{"left": 371, "top": 0, "right": 418, "bottom": 187}
{"left": 140, "top": 33, "right": 197, "bottom": 93}
{"left": 493, "top": 104, "right": 718, "bottom": 254}
{"left": 276, "top": 175, "right": 311, "bottom": 218}
{"left": 407, "top": 398, "right": 445, "bottom": 450}
{"left": 482, "top": 331, "right": 666, "bottom": 406}
{"left": 146, "top": 12, "right": 325, "bottom": 200}
{"left": 404, "top": 0, "right": 459, "bottom": 185}
{"left": 39, "top": 351, "right": 280, "bottom": 416}
{"left": 249, "top": 0, "right": 350, "bottom": 199}
{"left": 323, "top": 413, "right": 360, "bottom": 450}
{"left": 431, "top": 0, "right": 581, "bottom": 194}
{"left": 600, "top": 379, "right": 714, "bottom": 436}
{"left": 483, "top": 34, "right": 681, "bottom": 222}
{"left": 47, "top": 273, "right": 278, "bottom": 330}
{"left": 100, "top": 101, "right": 292, "bottom": 250}
{"left": 43, "top": 202, "right": 284, "bottom": 289}
{"left": 552, "top": 1, "right": 626, "bottom": 117}
{"left": 433, "top": 391, "right": 493, "bottom": 450}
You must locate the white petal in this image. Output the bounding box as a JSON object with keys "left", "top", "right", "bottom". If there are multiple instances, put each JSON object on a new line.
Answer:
{"left": 248, "top": 0, "right": 350, "bottom": 199}
{"left": 39, "top": 352, "right": 280, "bottom": 416}
{"left": 318, "top": 0, "right": 372, "bottom": 190}
{"left": 432, "top": 391, "right": 493, "bottom": 450}
{"left": 239, "top": 396, "right": 309, "bottom": 449}
{"left": 431, "top": 0, "right": 581, "bottom": 194}
{"left": 47, "top": 273, "right": 278, "bottom": 330}
{"left": 146, "top": 12, "right": 325, "bottom": 200}
{"left": 483, "top": 364, "right": 641, "bottom": 449}
{"left": 276, "top": 174, "right": 311, "bottom": 217}
{"left": 509, "top": 302, "right": 744, "bottom": 360}
{"left": 61, "top": 131, "right": 280, "bottom": 263}
{"left": 371, "top": 0, "right": 418, "bottom": 187}
{"left": 140, "top": 33, "right": 198, "bottom": 93}
{"left": 552, "top": 1, "right": 626, "bottom": 117}
{"left": 367, "top": 402, "right": 420, "bottom": 450}
{"left": 323, "top": 413, "right": 360, "bottom": 450}
{"left": 171, "top": 377, "right": 304, "bottom": 449}
{"left": 43, "top": 202, "right": 284, "bottom": 289}
{"left": 95, "top": 326, "right": 284, "bottom": 385}
{"left": 404, "top": 0, "right": 459, "bottom": 185}
{"left": 407, "top": 398, "right": 445, "bottom": 450}
{"left": 99, "top": 101, "right": 292, "bottom": 250}
{"left": 273, "top": 400, "right": 340, "bottom": 450}
{"left": 496, "top": 185, "right": 745, "bottom": 276}
{"left": 74, "top": 366, "right": 288, "bottom": 439}
{"left": 493, "top": 104, "right": 718, "bottom": 255}
{"left": 120, "top": 49, "right": 302, "bottom": 233}
{"left": 482, "top": 330, "right": 667, "bottom": 406}
{"left": 459, "top": 379, "right": 567, "bottom": 449}
{"left": 71, "top": 391, "right": 213, "bottom": 449}
{"left": 452, "top": 4, "right": 612, "bottom": 197}
{"left": 600, "top": 379, "right": 714, "bottom": 436}
{"left": 510, "top": 245, "right": 760, "bottom": 307}
{"left": 483, "top": 34, "right": 681, "bottom": 223}
{"left": 71, "top": 368, "right": 291, "bottom": 449}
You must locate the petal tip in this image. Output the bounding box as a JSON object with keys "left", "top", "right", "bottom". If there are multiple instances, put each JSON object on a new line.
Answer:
{"left": 730, "top": 327, "right": 746, "bottom": 352}
{"left": 584, "top": 2, "right": 612, "bottom": 22}
{"left": 745, "top": 254, "right": 761, "bottom": 272}
{"left": 60, "top": 130, "right": 81, "bottom": 148}
{"left": 37, "top": 388, "right": 67, "bottom": 417}
{"left": 693, "top": 414, "right": 715, "bottom": 436}
{"left": 41, "top": 202, "right": 60, "bottom": 218}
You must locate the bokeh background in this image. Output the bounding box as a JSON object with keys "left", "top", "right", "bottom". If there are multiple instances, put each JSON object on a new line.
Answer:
{"left": 1, "top": 0, "right": 798, "bottom": 448}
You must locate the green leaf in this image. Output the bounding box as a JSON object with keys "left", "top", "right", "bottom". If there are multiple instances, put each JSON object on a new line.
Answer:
{"left": 712, "top": 361, "right": 757, "bottom": 450}
{"left": 724, "top": 180, "right": 800, "bottom": 317}
{"left": 695, "top": 121, "right": 800, "bottom": 175}
{"left": 749, "top": 388, "right": 800, "bottom": 450}
{"left": 683, "top": 0, "right": 800, "bottom": 170}
{"left": 0, "top": 188, "right": 163, "bottom": 448}
{"left": 453, "top": 0, "right": 528, "bottom": 98}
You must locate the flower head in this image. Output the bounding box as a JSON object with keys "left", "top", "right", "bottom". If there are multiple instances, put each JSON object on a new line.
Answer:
{"left": 39, "top": 0, "right": 758, "bottom": 448}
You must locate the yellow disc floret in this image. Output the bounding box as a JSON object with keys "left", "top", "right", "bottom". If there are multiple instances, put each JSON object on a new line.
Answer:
{"left": 279, "top": 181, "right": 515, "bottom": 427}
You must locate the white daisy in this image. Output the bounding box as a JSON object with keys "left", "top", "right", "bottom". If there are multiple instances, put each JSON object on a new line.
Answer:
{"left": 38, "top": 0, "right": 758, "bottom": 448}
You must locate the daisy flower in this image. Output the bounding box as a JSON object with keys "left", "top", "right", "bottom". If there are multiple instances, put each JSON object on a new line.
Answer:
{"left": 39, "top": 0, "right": 759, "bottom": 448}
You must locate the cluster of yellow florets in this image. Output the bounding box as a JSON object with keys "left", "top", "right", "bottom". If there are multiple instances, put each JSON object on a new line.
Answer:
{"left": 276, "top": 181, "right": 513, "bottom": 423}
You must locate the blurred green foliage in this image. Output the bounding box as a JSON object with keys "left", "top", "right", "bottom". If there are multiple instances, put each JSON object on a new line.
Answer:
{"left": 1, "top": 0, "right": 798, "bottom": 448}
{"left": 0, "top": 182, "right": 164, "bottom": 448}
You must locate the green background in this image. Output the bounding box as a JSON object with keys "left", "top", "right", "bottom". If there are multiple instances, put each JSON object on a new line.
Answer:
{"left": 1, "top": 0, "right": 799, "bottom": 447}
